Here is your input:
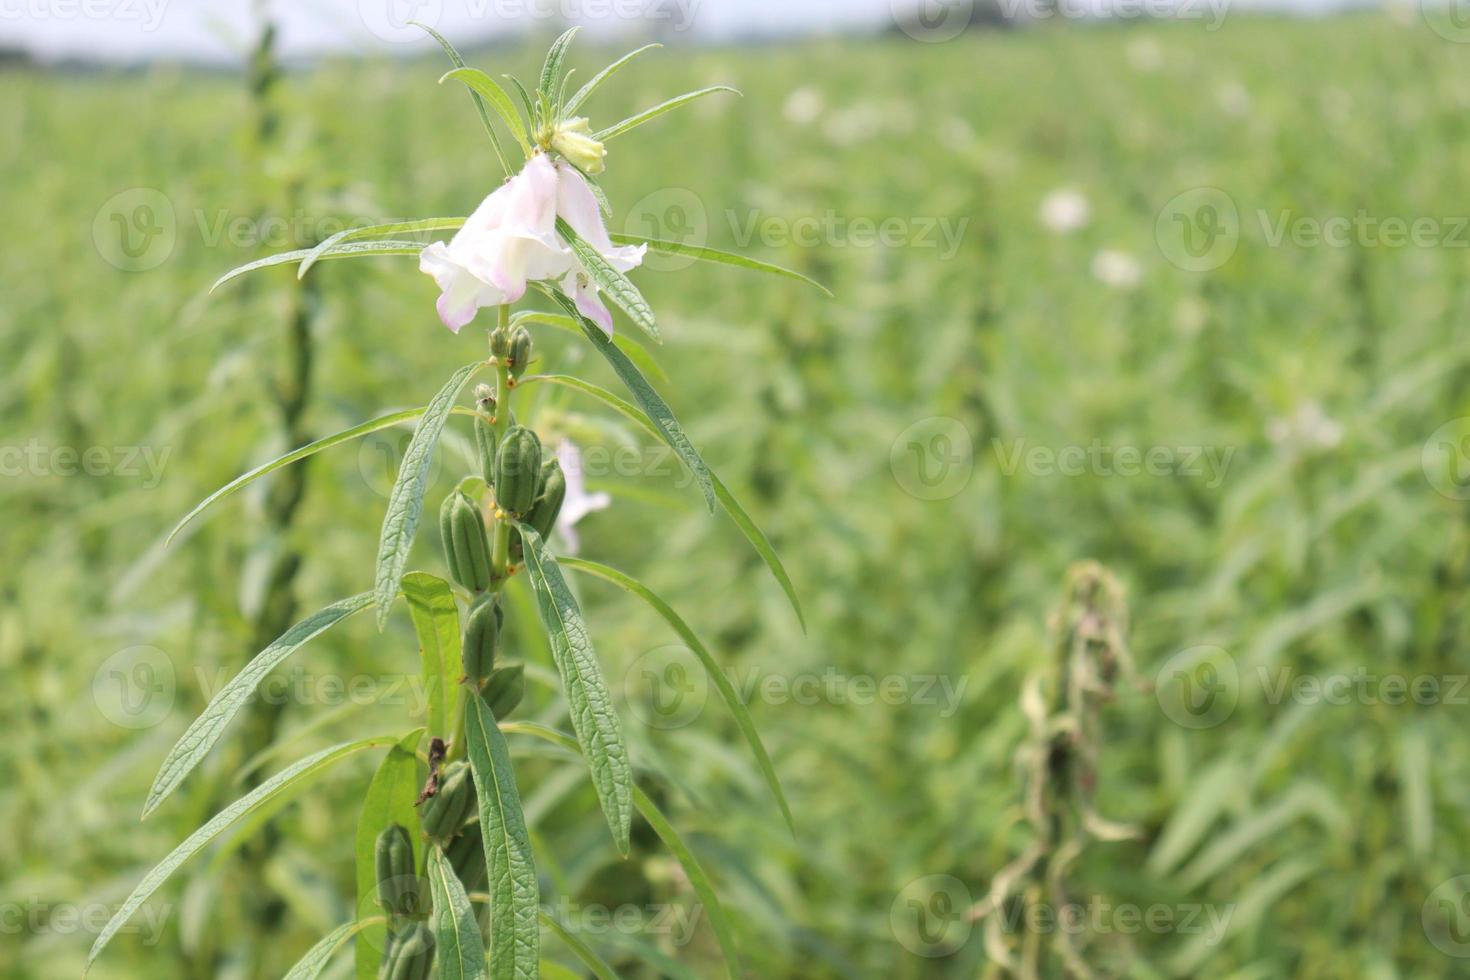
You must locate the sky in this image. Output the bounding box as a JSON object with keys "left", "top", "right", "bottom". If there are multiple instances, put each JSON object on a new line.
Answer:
{"left": 0, "top": 0, "right": 1357, "bottom": 64}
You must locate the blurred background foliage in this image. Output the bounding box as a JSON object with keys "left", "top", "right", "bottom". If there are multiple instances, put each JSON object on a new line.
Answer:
{"left": 4, "top": 11, "right": 1470, "bottom": 978}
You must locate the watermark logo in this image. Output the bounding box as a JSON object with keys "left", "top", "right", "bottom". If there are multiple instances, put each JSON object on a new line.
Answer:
{"left": 891, "top": 874, "right": 973, "bottom": 956}
{"left": 358, "top": 0, "right": 441, "bottom": 43}
{"left": 1425, "top": 875, "right": 1470, "bottom": 957}
{"left": 93, "top": 188, "right": 176, "bottom": 272}
{"left": 1422, "top": 0, "right": 1470, "bottom": 43}
{"left": 0, "top": 0, "right": 170, "bottom": 31}
{"left": 93, "top": 645, "right": 176, "bottom": 729}
{"left": 891, "top": 0, "right": 975, "bottom": 43}
{"left": 1423, "top": 417, "right": 1470, "bottom": 500}
{"left": 358, "top": 428, "right": 445, "bottom": 499}
{"left": 891, "top": 416, "right": 974, "bottom": 501}
{"left": 1155, "top": 645, "right": 1238, "bottom": 729}
{"left": 624, "top": 645, "right": 708, "bottom": 730}
{"left": 1156, "top": 187, "right": 1239, "bottom": 272}
{"left": 624, "top": 187, "right": 708, "bottom": 273}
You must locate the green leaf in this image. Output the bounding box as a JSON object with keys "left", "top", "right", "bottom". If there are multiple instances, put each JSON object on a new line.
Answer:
{"left": 539, "top": 911, "right": 621, "bottom": 980}
{"left": 608, "top": 234, "right": 832, "bottom": 296}
{"left": 543, "top": 289, "right": 714, "bottom": 512}
{"left": 88, "top": 735, "right": 399, "bottom": 976}
{"left": 440, "top": 68, "right": 533, "bottom": 156}
{"left": 167, "top": 407, "right": 434, "bottom": 546}
{"left": 375, "top": 363, "right": 486, "bottom": 629}
{"left": 560, "top": 557, "right": 794, "bottom": 835}
{"left": 300, "top": 217, "right": 467, "bottom": 279}
{"left": 499, "top": 723, "right": 740, "bottom": 980}
{"left": 510, "top": 311, "right": 666, "bottom": 384}
{"left": 287, "top": 918, "right": 383, "bottom": 980}
{"left": 416, "top": 21, "right": 512, "bottom": 173}
{"left": 142, "top": 593, "right": 375, "bottom": 819}
{"left": 516, "top": 525, "right": 632, "bottom": 854}
{"left": 355, "top": 731, "right": 424, "bottom": 980}
{"left": 524, "top": 372, "right": 804, "bottom": 630}
{"left": 210, "top": 240, "right": 426, "bottom": 292}
{"left": 465, "top": 694, "right": 539, "bottom": 980}
{"left": 539, "top": 27, "right": 579, "bottom": 114}
{"left": 555, "top": 217, "right": 659, "bottom": 342}
{"left": 563, "top": 43, "right": 661, "bottom": 116}
{"left": 402, "top": 572, "right": 461, "bottom": 739}
{"left": 428, "top": 845, "right": 490, "bottom": 980}
{"left": 595, "top": 86, "right": 739, "bottom": 141}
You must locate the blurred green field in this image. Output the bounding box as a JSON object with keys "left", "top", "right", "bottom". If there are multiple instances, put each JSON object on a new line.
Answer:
{"left": 5, "top": 13, "right": 1470, "bottom": 978}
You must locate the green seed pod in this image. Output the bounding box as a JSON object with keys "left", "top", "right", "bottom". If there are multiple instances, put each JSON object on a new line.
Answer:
{"left": 420, "top": 761, "right": 476, "bottom": 842}
{"left": 526, "top": 460, "right": 566, "bottom": 539}
{"left": 483, "top": 664, "right": 526, "bottom": 720}
{"left": 446, "top": 820, "right": 487, "bottom": 894}
{"left": 440, "top": 490, "right": 491, "bottom": 591}
{"left": 489, "top": 324, "right": 512, "bottom": 360}
{"left": 508, "top": 326, "right": 533, "bottom": 379}
{"left": 462, "top": 593, "right": 499, "bottom": 689}
{"left": 472, "top": 385, "right": 497, "bottom": 486}
{"left": 374, "top": 824, "right": 419, "bottom": 920}
{"left": 495, "top": 426, "right": 542, "bottom": 517}
{"left": 380, "top": 922, "right": 435, "bottom": 980}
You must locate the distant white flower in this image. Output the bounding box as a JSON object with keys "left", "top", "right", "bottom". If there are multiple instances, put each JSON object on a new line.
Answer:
{"left": 419, "top": 153, "right": 645, "bottom": 336}
{"left": 1091, "top": 249, "right": 1142, "bottom": 289}
{"left": 554, "top": 439, "right": 611, "bottom": 555}
{"left": 1266, "top": 401, "right": 1343, "bottom": 452}
{"left": 1040, "top": 188, "right": 1091, "bottom": 234}
{"left": 783, "top": 86, "right": 824, "bottom": 126}
{"left": 1216, "top": 82, "right": 1250, "bottom": 118}
{"left": 1126, "top": 37, "right": 1164, "bottom": 72}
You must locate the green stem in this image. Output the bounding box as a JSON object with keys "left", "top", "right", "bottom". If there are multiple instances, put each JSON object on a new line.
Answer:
{"left": 490, "top": 306, "right": 514, "bottom": 589}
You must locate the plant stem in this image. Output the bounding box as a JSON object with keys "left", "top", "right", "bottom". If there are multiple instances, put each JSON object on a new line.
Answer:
{"left": 490, "top": 305, "right": 514, "bottom": 589}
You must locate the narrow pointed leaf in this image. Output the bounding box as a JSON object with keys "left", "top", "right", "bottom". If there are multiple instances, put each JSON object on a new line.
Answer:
{"left": 555, "top": 217, "right": 658, "bottom": 342}
{"left": 595, "top": 86, "right": 739, "bottom": 141}
{"left": 300, "top": 218, "right": 467, "bottom": 278}
{"left": 416, "top": 21, "right": 512, "bottom": 172}
{"left": 544, "top": 290, "right": 714, "bottom": 511}
{"left": 539, "top": 27, "right": 579, "bottom": 112}
{"left": 286, "top": 918, "right": 382, "bottom": 980}
{"left": 560, "top": 557, "right": 793, "bottom": 834}
{"left": 210, "top": 241, "right": 426, "bottom": 292}
{"left": 167, "top": 407, "right": 432, "bottom": 546}
{"left": 539, "top": 912, "right": 621, "bottom": 980}
{"left": 88, "top": 735, "right": 398, "bottom": 975}
{"left": 355, "top": 730, "right": 424, "bottom": 980}
{"left": 440, "top": 68, "right": 532, "bottom": 155}
{"left": 374, "top": 362, "right": 486, "bottom": 629}
{"left": 524, "top": 372, "right": 803, "bottom": 629}
{"left": 428, "top": 845, "right": 490, "bottom": 980}
{"left": 465, "top": 695, "right": 539, "bottom": 980}
{"left": 143, "top": 593, "right": 375, "bottom": 818}
{"left": 564, "top": 43, "right": 661, "bottom": 116}
{"left": 608, "top": 234, "right": 832, "bottom": 296}
{"left": 517, "top": 525, "right": 632, "bottom": 854}
{"left": 402, "top": 572, "right": 461, "bottom": 739}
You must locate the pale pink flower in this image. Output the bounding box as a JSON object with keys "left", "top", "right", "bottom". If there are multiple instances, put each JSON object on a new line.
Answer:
{"left": 551, "top": 160, "right": 646, "bottom": 337}
{"left": 554, "top": 438, "right": 611, "bottom": 555}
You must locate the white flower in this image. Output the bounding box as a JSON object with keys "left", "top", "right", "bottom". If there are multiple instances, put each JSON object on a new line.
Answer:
{"left": 783, "top": 86, "right": 824, "bottom": 126}
{"left": 1266, "top": 401, "right": 1343, "bottom": 452}
{"left": 553, "top": 439, "right": 610, "bottom": 555}
{"left": 419, "top": 153, "right": 645, "bottom": 335}
{"left": 1040, "top": 188, "right": 1091, "bottom": 234}
{"left": 1091, "top": 249, "right": 1142, "bottom": 289}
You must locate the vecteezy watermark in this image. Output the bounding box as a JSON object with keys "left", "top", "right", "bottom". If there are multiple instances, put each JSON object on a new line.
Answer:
{"left": 624, "top": 646, "right": 969, "bottom": 730}
{"left": 193, "top": 666, "right": 433, "bottom": 714}
{"left": 0, "top": 439, "right": 172, "bottom": 488}
{"left": 1420, "top": 0, "right": 1470, "bottom": 44}
{"left": 992, "top": 439, "right": 1236, "bottom": 489}
{"left": 93, "top": 188, "right": 176, "bottom": 272}
{"left": 891, "top": 874, "right": 973, "bottom": 956}
{"left": 989, "top": 896, "right": 1234, "bottom": 943}
{"left": 0, "top": 0, "right": 170, "bottom": 31}
{"left": 994, "top": 0, "right": 1228, "bottom": 28}
{"left": 1155, "top": 645, "right": 1239, "bottom": 730}
{"left": 890, "top": 417, "right": 975, "bottom": 502}
{"left": 1425, "top": 875, "right": 1470, "bottom": 958}
{"left": 545, "top": 897, "right": 704, "bottom": 946}
{"left": 1156, "top": 187, "right": 1240, "bottom": 272}
{"left": 358, "top": 0, "right": 700, "bottom": 43}
{"left": 1, "top": 898, "right": 172, "bottom": 945}
{"left": 357, "top": 0, "right": 442, "bottom": 43}
{"left": 92, "top": 646, "right": 177, "bottom": 730}
{"left": 1422, "top": 417, "right": 1470, "bottom": 500}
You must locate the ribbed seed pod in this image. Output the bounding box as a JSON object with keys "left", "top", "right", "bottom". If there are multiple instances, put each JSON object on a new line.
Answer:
{"left": 507, "top": 326, "right": 533, "bottom": 379}
{"left": 420, "top": 761, "right": 476, "bottom": 842}
{"left": 495, "top": 427, "right": 542, "bottom": 517}
{"left": 446, "top": 821, "right": 487, "bottom": 894}
{"left": 462, "top": 593, "right": 499, "bottom": 689}
{"left": 489, "top": 324, "right": 512, "bottom": 360}
{"left": 483, "top": 664, "right": 526, "bottom": 720}
{"left": 380, "top": 922, "right": 435, "bottom": 980}
{"left": 439, "top": 490, "right": 491, "bottom": 591}
{"left": 474, "top": 417, "right": 497, "bottom": 487}
{"left": 374, "top": 824, "right": 419, "bottom": 920}
{"left": 526, "top": 459, "right": 566, "bottom": 539}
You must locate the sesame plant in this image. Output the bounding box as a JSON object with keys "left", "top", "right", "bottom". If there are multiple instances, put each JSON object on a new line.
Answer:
{"left": 88, "top": 28, "right": 825, "bottom": 980}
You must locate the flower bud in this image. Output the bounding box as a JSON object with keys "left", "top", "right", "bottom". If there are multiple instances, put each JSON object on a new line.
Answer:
{"left": 489, "top": 324, "right": 512, "bottom": 360}
{"left": 551, "top": 117, "right": 606, "bottom": 175}
{"left": 419, "top": 761, "right": 475, "bottom": 842}
{"left": 381, "top": 922, "right": 435, "bottom": 980}
{"left": 483, "top": 664, "right": 526, "bottom": 721}
{"left": 462, "top": 593, "right": 500, "bottom": 689}
{"left": 439, "top": 490, "right": 492, "bottom": 592}
{"left": 507, "top": 326, "right": 533, "bottom": 380}
{"left": 374, "top": 824, "right": 420, "bottom": 921}
{"left": 495, "top": 427, "right": 542, "bottom": 516}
